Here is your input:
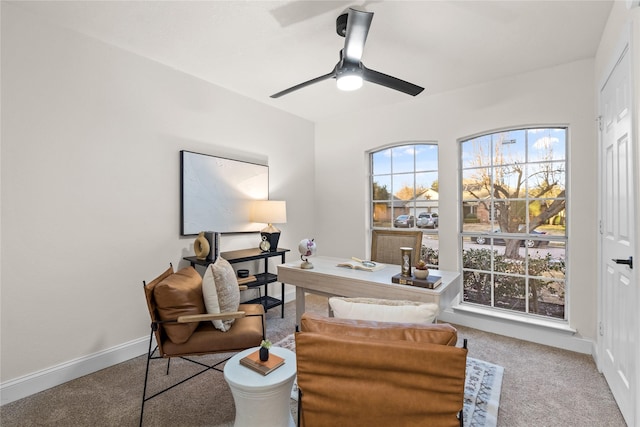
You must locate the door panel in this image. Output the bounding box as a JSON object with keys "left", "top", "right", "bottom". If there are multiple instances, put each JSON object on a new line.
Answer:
{"left": 600, "top": 45, "right": 636, "bottom": 426}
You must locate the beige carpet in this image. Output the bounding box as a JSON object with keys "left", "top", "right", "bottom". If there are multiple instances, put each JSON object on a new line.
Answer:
{"left": 0, "top": 294, "right": 626, "bottom": 426}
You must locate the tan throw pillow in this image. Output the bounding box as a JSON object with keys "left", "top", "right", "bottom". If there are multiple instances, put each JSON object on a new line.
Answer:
{"left": 202, "top": 264, "right": 224, "bottom": 331}
{"left": 210, "top": 257, "right": 240, "bottom": 331}
{"left": 329, "top": 297, "right": 439, "bottom": 324}
{"left": 154, "top": 266, "right": 205, "bottom": 344}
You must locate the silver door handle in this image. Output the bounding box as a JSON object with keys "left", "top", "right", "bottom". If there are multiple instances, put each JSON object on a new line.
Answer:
{"left": 612, "top": 257, "right": 633, "bottom": 269}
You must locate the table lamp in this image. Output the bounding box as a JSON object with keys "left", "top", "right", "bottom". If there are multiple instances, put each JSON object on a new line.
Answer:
{"left": 250, "top": 200, "right": 287, "bottom": 251}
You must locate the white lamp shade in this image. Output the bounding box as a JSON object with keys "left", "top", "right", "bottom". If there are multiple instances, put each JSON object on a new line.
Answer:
{"left": 250, "top": 200, "right": 287, "bottom": 224}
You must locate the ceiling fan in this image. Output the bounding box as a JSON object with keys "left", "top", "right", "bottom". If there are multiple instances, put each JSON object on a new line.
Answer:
{"left": 270, "top": 7, "right": 424, "bottom": 98}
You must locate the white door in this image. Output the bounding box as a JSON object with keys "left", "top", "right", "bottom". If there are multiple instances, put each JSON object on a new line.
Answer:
{"left": 599, "top": 44, "right": 637, "bottom": 427}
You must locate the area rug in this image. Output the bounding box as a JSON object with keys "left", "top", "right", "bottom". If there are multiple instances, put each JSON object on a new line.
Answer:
{"left": 275, "top": 334, "right": 504, "bottom": 427}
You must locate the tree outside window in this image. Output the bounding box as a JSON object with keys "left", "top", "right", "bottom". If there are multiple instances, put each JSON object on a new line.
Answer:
{"left": 460, "top": 128, "right": 567, "bottom": 320}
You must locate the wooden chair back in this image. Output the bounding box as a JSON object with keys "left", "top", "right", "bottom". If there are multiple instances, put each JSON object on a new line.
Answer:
{"left": 371, "top": 229, "right": 423, "bottom": 266}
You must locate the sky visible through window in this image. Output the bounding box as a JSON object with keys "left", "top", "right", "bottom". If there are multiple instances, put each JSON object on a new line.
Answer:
{"left": 372, "top": 144, "right": 438, "bottom": 199}
{"left": 461, "top": 128, "right": 566, "bottom": 169}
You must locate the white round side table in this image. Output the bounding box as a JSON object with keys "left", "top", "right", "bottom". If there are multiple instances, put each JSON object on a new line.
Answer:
{"left": 223, "top": 346, "right": 297, "bottom": 427}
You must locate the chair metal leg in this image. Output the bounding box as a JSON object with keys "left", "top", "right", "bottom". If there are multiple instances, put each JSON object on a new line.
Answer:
{"left": 139, "top": 342, "right": 238, "bottom": 425}
{"left": 297, "top": 388, "right": 303, "bottom": 427}
{"left": 140, "top": 329, "right": 155, "bottom": 427}
{"left": 460, "top": 338, "right": 468, "bottom": 427}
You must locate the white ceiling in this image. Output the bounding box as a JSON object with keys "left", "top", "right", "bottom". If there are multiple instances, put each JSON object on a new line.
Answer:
{"left": 11, "top": 0, "right": 613, "bottom": 122}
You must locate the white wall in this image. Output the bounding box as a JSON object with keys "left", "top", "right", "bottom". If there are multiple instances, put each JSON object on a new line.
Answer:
{"left": 315, "top": 59, "right": 598, "bottom": 350}
{"left": 0, "top": 3, "right": 315, "bottom": 401}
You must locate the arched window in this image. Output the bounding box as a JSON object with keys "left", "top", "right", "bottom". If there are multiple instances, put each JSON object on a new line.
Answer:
{"left": 460, "top": 127, "right": 567, "bottom": 321}
{"left": 370, "top": 142, "right": 439, "bottom": 267}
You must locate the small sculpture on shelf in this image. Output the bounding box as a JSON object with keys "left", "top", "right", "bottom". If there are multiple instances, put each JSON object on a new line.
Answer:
{"left": 194, "top": 232, "right": 210, "bottom": 261}
{"left": 414, "top": 259, "right": 429, "bottom": 279}
{"left": 259, "top": 339, "right": 272, "bottom": 361}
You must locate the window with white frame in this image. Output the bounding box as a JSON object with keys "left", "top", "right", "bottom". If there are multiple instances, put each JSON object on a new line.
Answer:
{"left": 460, "top": 128, "right": 567, "bottom": 320}
{"left": 370, "top": 143, "right": 439, "bottom": 267}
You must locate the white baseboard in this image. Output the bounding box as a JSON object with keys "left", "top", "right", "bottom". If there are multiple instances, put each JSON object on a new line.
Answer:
{"left": 2, "top": 289, "right": 297, "bottom": 406}
{"left": 1, "top": 336, "right": 150, "bottom": 406}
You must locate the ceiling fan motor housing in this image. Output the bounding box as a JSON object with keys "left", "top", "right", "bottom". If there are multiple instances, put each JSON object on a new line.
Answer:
{"left": 336, "top": 12, "right": 348, "bottom": 37}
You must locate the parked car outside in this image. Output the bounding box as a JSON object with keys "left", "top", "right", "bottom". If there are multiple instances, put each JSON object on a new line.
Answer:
{"left": 473, "top": 229, "right": 548, "bottom": 248}
{"left": 393, "top": 214, "right": 415, "bottom": 228}
{"left": 417, "top": 212, "right": 438, "bottom": 228}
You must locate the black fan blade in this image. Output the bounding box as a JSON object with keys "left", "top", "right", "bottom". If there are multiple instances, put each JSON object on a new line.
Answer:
{"left": 343, "top": 8, "right": 374, "bottom": 63}
{"left": 270, "top": 69, "right": 337, "bottom": 98}
{"left": 362, "top": 65, "right": 424, "bottom": 96}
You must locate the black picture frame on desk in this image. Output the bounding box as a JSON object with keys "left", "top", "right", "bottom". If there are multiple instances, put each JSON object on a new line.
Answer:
{"left": 184, "top": 248, "right": 290, "bottom": 318}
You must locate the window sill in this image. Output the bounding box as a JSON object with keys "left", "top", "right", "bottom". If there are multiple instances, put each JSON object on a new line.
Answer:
{"left": 451, "top": 303, "right": 577, "bottom": 334}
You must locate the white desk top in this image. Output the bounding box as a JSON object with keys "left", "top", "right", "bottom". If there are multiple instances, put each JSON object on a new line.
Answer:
{"left": 279, "top": 256, "right": 461, "bottom": 325}
{"left": 278, "top": 256, "right": 459, "bottom": 297}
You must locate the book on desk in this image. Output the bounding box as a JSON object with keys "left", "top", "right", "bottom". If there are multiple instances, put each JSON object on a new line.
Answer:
{"left": 336, "top": 260, "right": 386, "bottom": 272}
{"left": 391, "top": 273, "right": 442, "bottom": 289}
{"left": 239, "top": 350, "right": 285, "bottom": 376}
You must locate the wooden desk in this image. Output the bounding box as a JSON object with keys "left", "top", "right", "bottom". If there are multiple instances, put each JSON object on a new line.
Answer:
{"left": 277, "top": 256, "right": 460, "bottom": 325}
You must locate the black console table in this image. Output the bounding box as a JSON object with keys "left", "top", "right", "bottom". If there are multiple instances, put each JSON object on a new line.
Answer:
{"left": 184, "top": 248, "right": 290, "bottom": 318}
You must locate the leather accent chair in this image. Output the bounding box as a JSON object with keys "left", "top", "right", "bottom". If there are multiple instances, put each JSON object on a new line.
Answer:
{"left": 140, "top": 264, "right": 265, "bottom": 426}
{"left": 295, "top": 313, "right": 467, "bottom": 427}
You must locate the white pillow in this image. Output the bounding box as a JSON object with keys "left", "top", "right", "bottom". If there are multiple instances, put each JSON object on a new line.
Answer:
{"left": 211, "top": 257, "right": 240, "bottom": 331}
{"left": 328, "top": 297, "right": 438, "bottom": 324}
{"left": 202, "top": 264, "right": 224, "bottom": 331}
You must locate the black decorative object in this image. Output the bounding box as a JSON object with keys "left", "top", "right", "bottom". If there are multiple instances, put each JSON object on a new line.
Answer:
{"left": 259, "top": 346, "right": 269, "bottom": 362}
{"left": 261, "top": 231, "right": 281, "bottom": 252}
{"left": 204, "top": 231, "right": 219, "bottom": 262}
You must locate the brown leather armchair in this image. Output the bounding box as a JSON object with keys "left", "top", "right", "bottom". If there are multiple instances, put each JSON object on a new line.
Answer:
{"left": 140, "top": 264, "right": 265, "bottom": 426}
{"left": 295, "top": 313, "right": 467, "bottom": 427}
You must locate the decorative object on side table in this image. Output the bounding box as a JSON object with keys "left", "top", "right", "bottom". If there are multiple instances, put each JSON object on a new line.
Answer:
{"left": 204, "top": 231, "right": 219, "bottom": 261}
{"left": 259, "top": 339, "right": 272, "bottom": 361}
{"left": 400, "top": 247, "right": 413, "bottom": 277}
{"left": 239, "top": 344, "right": 286, "bottom": 376}
{"left": 259, "top": 235, "right": 271, "bottom": 252}
{"left": 194, "top": 232, "right": 210, "bottom": 260}
{"left": 250, "top": 200, "right": 287, "bottom": 251}
{"left": 298, "top": 238, "right": 316, "bottom": 269}
{"left": 414, "top": 259, "right": 429, "bottom": 279}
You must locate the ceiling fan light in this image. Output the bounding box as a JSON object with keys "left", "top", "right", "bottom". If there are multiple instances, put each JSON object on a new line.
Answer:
{"left": 336, "top": 74, "right": 363, "bottom": 91}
